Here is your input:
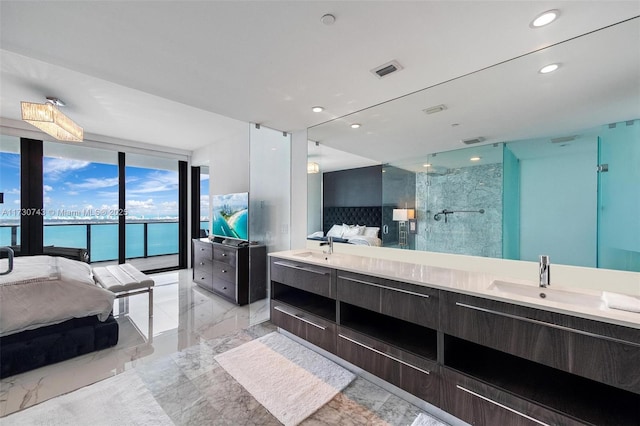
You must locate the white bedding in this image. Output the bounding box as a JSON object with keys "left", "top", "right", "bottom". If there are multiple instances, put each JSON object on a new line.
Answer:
{"left": 0, "top": 256, "right": 115, "bottom": 337}
{"left": 346, "top": 235, "right": 382, "bottom": 246}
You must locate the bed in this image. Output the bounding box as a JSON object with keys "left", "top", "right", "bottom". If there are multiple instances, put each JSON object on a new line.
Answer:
{"left": 307, "top": 206, "right": 383, "bottom": 247}
{"left": 0, "top": 255, "right": 118, "bottom": 378}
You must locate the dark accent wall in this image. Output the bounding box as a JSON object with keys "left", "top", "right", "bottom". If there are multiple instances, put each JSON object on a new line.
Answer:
{"left": 178, "top": 161, "right": 188, "bottom": 269}
{"left": 323, "top": 165, "right": 382, "bottom": 208}
{"left": 382, "top": 165, "right": 417, "bottom": 247}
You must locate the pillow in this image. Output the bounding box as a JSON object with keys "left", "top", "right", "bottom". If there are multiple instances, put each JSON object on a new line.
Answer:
{"left": 342, "top": 224, "right": 361, "bottom": 237}
{"left": 363, "top": 226, "right": 380, "bottom": 237}
{"left": 326, "top": 224, "right": 344, "bottom": 238}
{"left": 307, "top": 231, "right": 324, "bottom": 238}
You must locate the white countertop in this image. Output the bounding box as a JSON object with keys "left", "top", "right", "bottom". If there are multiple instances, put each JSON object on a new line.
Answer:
{"left": 270, "top": 249, "right": 640, "bottom": 330}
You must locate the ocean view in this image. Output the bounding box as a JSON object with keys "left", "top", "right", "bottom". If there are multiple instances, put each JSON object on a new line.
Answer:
{"left": 0, "top": 221, "right": 209, "bottom": 262}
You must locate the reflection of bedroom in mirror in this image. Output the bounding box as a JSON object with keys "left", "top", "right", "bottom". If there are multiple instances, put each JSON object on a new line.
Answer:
{"left": 307, "top": 17, "right": 640, "bottom": 272}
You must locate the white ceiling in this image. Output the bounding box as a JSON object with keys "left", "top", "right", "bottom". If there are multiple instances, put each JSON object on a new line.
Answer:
{"left": 1, "top": 1, "right": 639, "bottom": 154}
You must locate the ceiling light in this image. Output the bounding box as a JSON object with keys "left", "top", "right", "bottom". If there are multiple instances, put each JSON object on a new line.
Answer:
{"left": 311, "top": 106, "right": 324, "bottom": 113}
{"left": 307, "top": 162, "right": 320, "bottom": 174}
{"left": 320, "top": 14, "right": 336, "bottom": 25}
{"left": 531, "top": 10, "right": 559, "bottom": 28}
{"left": 423, "top": 104, "right": 447, "bottom": 115}
{"left": 423, "top": 163, "right": 431, "bottom": 168}
{"left": 539, "top": 63, "right": 559, "bottom": 74}
{"left": 470, "top": 156, "right": 481, "bottom": 162}
{"left": 21, "top": 97, "right": 83, "bottom": 142}
{"left": 351, "top": 123, "right": 361, "bottom": 129}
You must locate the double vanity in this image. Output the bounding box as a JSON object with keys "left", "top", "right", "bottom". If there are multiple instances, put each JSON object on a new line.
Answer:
{"left": 269, "top": 250, "right": 639, "bottom": 425}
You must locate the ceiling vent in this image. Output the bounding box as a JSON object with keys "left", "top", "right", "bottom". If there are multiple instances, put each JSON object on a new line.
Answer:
{"left": 550, "top": 135, "right": 577, "bottom": 143}
{"left": 461, "top": 137, "right": 485, "bottom": 145}
{"left": 371, "top": 60, "right": 403, "bottom": 79}
{"left": 423, "top": 104, "right": 447, "bottom": 115}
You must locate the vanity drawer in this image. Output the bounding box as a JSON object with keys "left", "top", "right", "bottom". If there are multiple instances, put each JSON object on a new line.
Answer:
{"left": 270, "top": 258, "right": 335, "bottom": 299}
{"left": 337, "top": 271, "right": 438, "bottom": 329}
{"left": 337, "top": 326, "right": 439, "bottom": 405}
{"left": 441, "top": 368, "right": 584, "bottom": 426}
{"left": 213, "top": 245, "right": 237, "bottom": 267}
{"left": 271, "top": 301, "right": 336, "bottom": 353}
{"left": 441, "top": 291, "right": 640, "bottom": 394}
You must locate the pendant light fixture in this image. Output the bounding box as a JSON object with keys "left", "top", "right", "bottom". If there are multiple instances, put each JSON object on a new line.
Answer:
{"left": 21, "top": 97, "right": 83, "bottom": 142}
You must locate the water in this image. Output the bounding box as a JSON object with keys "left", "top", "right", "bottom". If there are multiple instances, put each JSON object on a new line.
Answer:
{"left": 0, "top": 221, "right": 209, "bottom": 262}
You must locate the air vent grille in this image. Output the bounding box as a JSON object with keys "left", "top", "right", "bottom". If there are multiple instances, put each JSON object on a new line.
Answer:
{"left": 371, "top": 60, "right": 403, "bottom": 79}
{"left": 461, "top": 137, "right": 485, "bottom": 145}
{"left": 550, "top": 135, "right": 576, "bottom": 143}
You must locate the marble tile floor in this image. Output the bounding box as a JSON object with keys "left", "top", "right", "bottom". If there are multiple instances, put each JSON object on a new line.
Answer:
{"left": 1, "top": 269, "right": 451, "bottom": 425}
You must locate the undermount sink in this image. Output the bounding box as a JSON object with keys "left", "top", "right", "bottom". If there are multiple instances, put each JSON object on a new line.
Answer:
{"left": 292, "top": 251, "right": 332, "bottom": 261}
{"left": 488, "top": 280, "right": 604, "bottom": 309}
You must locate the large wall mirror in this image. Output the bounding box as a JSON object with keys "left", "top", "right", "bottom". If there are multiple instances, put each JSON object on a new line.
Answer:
{"left": 307, "top": 17, "right": 639, "bottom": 272}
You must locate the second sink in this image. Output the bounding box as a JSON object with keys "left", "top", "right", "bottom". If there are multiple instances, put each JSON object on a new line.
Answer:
{"left": 488, "top": 280, "right": 604, "bottom": 309}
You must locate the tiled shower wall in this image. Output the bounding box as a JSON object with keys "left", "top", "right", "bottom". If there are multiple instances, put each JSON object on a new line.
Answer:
{"left": 415, "top": 163, "right": 503, "bottom": 258}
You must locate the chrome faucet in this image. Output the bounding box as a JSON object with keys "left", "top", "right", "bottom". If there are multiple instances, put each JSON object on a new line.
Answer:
{"left": 319, "top": 236, "right": 334, "bottom": 254}
{"left": 539, "top": 255, "right": 550, "bottom": 288}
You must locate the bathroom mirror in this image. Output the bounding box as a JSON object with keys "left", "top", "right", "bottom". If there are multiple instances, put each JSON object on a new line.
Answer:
{"left": 307, "top": 18, "right": 640, "bottom": 272}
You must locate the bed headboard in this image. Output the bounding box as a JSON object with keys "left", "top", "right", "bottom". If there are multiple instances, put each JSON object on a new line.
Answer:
{"left": 322, "top": 206, "right": 382, "bottom": 235}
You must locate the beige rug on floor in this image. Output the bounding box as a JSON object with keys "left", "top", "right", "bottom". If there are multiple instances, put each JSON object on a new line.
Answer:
{"left": 214, "top": 331, "right": 356, "bottom": 426}
{"left": 1, "top": 370, "right": 173, "bottom": 426}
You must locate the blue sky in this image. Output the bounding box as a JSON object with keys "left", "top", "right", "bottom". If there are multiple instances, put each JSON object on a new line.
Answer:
{"left": 1, "top": 152, "right": 181, "bottom": 221}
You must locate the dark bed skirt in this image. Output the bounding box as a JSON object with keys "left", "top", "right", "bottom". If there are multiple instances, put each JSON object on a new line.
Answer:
{"left": 0, "top": 314, "right": 119, "bottom": 378}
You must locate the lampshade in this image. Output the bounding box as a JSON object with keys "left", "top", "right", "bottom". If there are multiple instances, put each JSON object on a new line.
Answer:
{"left": 21, "top": 100, "right": 83, "bottom": 142}
{"left": 392, "top": 208, "right": 415, "bottom": 221}
{"left": 307, "top": 162, "right": 320, "bottom": 174}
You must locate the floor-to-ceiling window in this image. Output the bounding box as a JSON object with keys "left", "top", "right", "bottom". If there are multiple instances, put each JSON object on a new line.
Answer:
{"left": 200, "top": 166, "right": 210, "bottom": 236}
{"left": 0, "top": 135, "right": 21, "bottom": 247}
{"left": 42, "top": 142, "right": 119, "bottom": 262}
{"left": 125, "top": 153, "right": 180, "bottom": 270}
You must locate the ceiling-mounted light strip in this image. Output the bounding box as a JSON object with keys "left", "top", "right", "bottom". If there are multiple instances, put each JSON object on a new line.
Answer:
{"left": 21, "top": 98, "right": 83, "bottom": 142}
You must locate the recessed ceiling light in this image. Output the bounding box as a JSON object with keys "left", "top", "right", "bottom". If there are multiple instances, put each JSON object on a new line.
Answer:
{"left": 470, "top": 156, "right": 481, "bottom": 162}
{"left": 531, "top": 9, "right": 559, "bottom": 28}
{"left": 351, "top": 123, "right": 361, "bottom": 129}
{"left": 539, "top": 63, "right": 560, "bottom": 74}
{"left": 320, "top": 13, "right": 336, "bottom": 25}
{"left": 423, "top": 163, "right": 431, "bottom": 168}
{"left": 311, "top": 106, "right": 324, "bottom": 112}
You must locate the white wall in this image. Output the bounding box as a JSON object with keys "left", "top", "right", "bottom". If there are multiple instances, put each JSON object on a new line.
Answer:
{"left": 209, "top": 126, "right": 250, "bottom": 195}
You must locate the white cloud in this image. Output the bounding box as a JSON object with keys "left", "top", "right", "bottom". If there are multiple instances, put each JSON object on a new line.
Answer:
{"left": 43, "top": 185, "right": 53, "bottom": 192}
{"left": 128, "top": 171, "right": 178, "bottom": 194}
{"left": 67, "top": 177, "right": 119, "bottom": 190}
{"left": 127, "top": 199, "right": 155, "bottom": 210}
{"left": 44, "top": 158, "right": 90, "bottom": 178}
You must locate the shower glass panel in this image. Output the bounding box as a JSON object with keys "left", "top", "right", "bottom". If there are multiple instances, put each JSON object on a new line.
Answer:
{"left": 597, "top": 120, "right": 640, "bottom": 272}
{"left": 387, "top": 143, "right": 504, "bottom": 257}
{"left": 502, "top": 144, "right": 520, "bottom": 260}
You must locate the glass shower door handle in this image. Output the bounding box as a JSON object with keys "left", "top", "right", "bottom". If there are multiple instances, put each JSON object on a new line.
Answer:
{"left": 383, "top": 224, "right": 389, "bottom": 235}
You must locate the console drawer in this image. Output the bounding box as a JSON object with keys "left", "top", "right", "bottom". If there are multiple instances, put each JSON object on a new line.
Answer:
{"left": 212, "top": 277, "right": 237, "bottom": 301}
{"left": 213, "top": 245, "right": 237, "bottom": 266}
{"left": 211, "top": 260, "right": 236, "bottom": 283}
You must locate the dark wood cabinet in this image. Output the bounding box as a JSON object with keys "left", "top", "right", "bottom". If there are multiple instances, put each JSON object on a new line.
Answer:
{"left": 337, "top": 271, "right": 438, "bottom": 329}
{"left": 441, "top": 290, "right": 640, "bottom": 394}
{"left": 192, "top": 239, "right": 266, "bottom": 305}
{"left": 270, "top": 258, "right": 335, "bottom": 299}
{"left": 268, "top": 255, "right": 640, "bottom": 425}
{"left": 337, "top": 326, "right": 440, "bottom": 406}
{"left": 271, "top": 301, "right": 336, "bottom": 353}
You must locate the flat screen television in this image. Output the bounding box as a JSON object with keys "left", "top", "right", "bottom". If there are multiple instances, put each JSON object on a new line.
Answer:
{"left": 211, "top": 192, "right": 249, "bottom": 241}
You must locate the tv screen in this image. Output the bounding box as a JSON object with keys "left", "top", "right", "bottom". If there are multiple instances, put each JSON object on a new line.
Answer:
{"left": 212, "top": 192, "right": 249, "bottom": 241}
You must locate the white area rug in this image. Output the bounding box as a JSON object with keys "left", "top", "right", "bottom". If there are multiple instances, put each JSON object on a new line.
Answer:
{"left": 214, "top": 331, "right": 356, "bottom": 426}
{"left": 1, "top": 370, "right": 173, "bottom": 426}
